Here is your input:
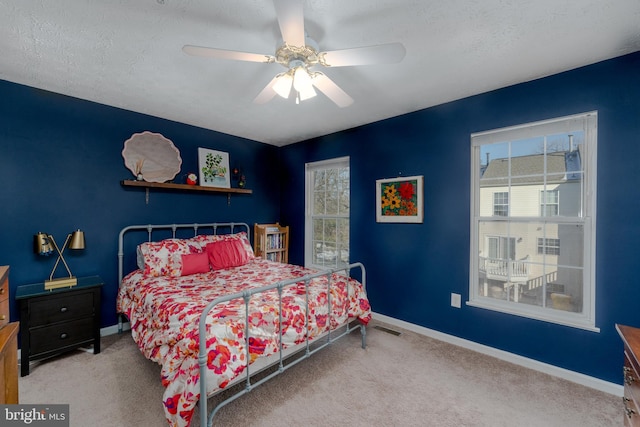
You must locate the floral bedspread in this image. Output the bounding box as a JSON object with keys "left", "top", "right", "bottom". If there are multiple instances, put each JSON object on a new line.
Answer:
{"left": 116, "top": 258, "right": 371, "bottom": 427}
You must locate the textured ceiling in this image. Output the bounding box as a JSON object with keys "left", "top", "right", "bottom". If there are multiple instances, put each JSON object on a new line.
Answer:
{"left": 1, "top": 0, "right": 639, "bottom": 146}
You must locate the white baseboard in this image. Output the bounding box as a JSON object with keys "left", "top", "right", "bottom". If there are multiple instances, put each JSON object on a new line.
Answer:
{"left": 372, "top": 312, "right": 623, "bottom": 397}
{"left": 100, "top": 322, "right": 130, "bottom": 336}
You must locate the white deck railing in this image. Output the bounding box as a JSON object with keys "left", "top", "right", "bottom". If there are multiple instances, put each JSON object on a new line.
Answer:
{"left": 479, "top": 256, "right": 529, "bottom": 282}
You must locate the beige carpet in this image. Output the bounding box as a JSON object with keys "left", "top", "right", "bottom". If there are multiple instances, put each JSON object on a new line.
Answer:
{"left": 19, "top": 320, "right": 620, "bottom": 427}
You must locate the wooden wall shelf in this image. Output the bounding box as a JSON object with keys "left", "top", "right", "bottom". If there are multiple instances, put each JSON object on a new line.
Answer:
{"left": 121, "top": 180, "right": 252, "bottom": 204}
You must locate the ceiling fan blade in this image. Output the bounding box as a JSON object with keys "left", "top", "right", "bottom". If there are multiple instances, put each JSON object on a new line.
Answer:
{"left": 273, "top": 0, "right": 305, "bottom": 47}
{"left": 183, "top": 45, "right": 275, "bottom": 63}
{"left": 319, "top": 42, "right": 406, "bottom": 67}
{"left": 312, "top": 73, "right": 354, "bottom": 108}
{"left": 253, "top": 75, "right": 280, "bottom": 104}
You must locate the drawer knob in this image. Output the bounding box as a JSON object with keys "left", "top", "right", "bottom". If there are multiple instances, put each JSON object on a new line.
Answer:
{"left": 625, "top": 406, "right": 636, "bottom": 418}
{"left": 0, "top": 287, "right": 4, "bottom": 294}
{"left": 624, "top": 396, "right": 636, "bottom": 418}
{"left": 60, "top": 307, "right": 68, "bottom": 313}
{"left": 60, "top": 333, "right": 68, "bottom": 339}
{"left": 0, "top": 314, "right": 5, "bottom": 321}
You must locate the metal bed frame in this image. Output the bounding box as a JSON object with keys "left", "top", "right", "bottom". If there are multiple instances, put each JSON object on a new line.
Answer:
{"left": 117, "top": 222, "right": 367, "bottom": 427}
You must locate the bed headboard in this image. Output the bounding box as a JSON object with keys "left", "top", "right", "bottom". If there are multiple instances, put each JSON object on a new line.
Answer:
{"left": 117, "top": 222, "right": 250, "bottom": 284}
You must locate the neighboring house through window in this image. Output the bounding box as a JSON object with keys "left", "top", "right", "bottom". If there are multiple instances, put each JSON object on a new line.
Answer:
{"left": 470, "top": 112, "right": 598, "bottom": 331}
{"left": 304, "top": 157, "right": 350, "bottom": 270}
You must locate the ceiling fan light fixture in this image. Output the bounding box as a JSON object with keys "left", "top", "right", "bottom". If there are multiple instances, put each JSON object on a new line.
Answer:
{"left": 293, "top": 66, "right": 313, "bottom": 93}
{"left": 273, "top": 73, "right": 293, "bottom": 98}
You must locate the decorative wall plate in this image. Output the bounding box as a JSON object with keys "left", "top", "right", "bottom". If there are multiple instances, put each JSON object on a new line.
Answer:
{"left": 122, "top": 131, "right": 182, "bottom": 183}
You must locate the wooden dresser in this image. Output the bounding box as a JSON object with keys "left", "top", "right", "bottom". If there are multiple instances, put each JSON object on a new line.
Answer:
{"left": 617, "top": 324, "right": 640, "bottom": 426}
{"left": 0, "top": 265, "right": 19, "bottom": 404}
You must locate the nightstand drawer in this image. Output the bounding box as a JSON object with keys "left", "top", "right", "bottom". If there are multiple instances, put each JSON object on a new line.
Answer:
{"left": 29, "top": 318, "right": 94, "bottom": 356}
{"left": 29, "top": 292, "right": 94, "bottom": 326}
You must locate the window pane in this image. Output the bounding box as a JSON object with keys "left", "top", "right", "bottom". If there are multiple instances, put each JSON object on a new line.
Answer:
{"left": 551, "top": 266, "right": 583, "bottom": 313}
{"left": 314, "top": 171, "right": 326, "bottom": 190}
{"left": 313, "top": 191, "right": 325, "bottom": 215}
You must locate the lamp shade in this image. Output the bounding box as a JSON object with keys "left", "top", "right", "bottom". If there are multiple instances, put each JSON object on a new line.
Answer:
{"left": 34, "top": 232, "right": 54, "bottom": 256}
{"left": 293, "top": 66, "right": 312, "bottom": 93}
{"left": 273, "top": 73, "right": 293, "bottom": 99}
{"left": 69, "top": 229, "right": 85, "bottom": 250}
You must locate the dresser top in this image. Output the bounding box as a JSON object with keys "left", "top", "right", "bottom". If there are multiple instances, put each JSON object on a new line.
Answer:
{"left": 616, "top": 324, "right": 640, "bottom": 356}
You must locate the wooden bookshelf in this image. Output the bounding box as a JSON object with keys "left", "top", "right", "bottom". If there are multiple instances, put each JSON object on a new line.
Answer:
{"left": 254, "top": 223, "right": 289, "bottom": 263}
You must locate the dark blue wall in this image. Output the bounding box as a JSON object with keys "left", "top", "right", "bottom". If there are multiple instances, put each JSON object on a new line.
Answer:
{"left": 0, "top": 83, "right": 281, "bottom": 327}
{"left": 280, "top": 51, "right": 640, "bottom": 385}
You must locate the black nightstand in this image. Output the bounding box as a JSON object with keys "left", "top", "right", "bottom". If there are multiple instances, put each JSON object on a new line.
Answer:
{"left": 16, "top": 276, "right": 102, "bottom": 376}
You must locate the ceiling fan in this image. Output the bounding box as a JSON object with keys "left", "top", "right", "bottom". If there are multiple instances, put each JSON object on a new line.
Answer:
{"left": 182, "top": 0, "right": 406, "bottom": 108}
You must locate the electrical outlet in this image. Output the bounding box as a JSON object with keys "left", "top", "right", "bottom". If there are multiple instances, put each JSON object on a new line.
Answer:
{"left": 451, "top": 293, "right": 461, "bottom": 308}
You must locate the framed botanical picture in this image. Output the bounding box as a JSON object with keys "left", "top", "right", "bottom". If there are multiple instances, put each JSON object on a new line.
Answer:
{"left": 198, "top": 148, "right": 230, "bottom": 188}
{"left": 376, "top": 175, "right": 424, "bottom": 223}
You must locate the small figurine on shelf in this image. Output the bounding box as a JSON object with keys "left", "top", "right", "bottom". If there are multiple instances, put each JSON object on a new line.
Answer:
{"left": 135, "top": 159, "right": 145, "bottom": 181}
{"left": 232, "top": 167, "right": 246, "bottom": 188}
{"left": 186, "top": 173, "right": 198, "bottom": 185}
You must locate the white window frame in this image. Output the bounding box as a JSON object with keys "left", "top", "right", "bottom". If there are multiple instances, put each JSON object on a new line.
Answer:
{"left": 469, "top": 112, "right": 598, "bottom": 331}
{"left": 304, "top": 156, "right": 350, "bottom": 270}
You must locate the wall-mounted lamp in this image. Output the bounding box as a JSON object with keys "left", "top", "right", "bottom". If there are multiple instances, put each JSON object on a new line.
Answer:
{"left": 34, "top": 230, "right": 86, "bottom": 290}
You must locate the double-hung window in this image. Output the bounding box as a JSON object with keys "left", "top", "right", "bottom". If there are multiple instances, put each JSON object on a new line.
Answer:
{"left": 470, "top": 112, "right": 598, "bottom": 331}
{"left": 305, "top": 157, "right": 350, "bottom": 270}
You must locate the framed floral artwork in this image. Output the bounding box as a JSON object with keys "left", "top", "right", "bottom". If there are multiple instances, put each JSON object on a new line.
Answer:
{"left": 198, "top": 148, "right": 230, "bottom": 188}
{"left": 376, "top": 175, "right": 423, "bottom": 223}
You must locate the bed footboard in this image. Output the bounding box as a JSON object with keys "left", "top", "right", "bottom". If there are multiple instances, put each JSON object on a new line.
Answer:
{"left": 198, "top": 262, "right": 367, "bottom": 427}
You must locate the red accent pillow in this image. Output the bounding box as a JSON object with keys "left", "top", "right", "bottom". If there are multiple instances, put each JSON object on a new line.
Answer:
{"left": 180, "top": 252, "right": 210, "bottom": 276}
{"left": 206, "top": 239, "right": 249, "bottom": 270}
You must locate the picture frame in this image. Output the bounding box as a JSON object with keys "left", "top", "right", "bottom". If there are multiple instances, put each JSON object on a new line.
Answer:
{"left": 198, "top": 148, "right": 230, "bottom": 188}
{"left": 376, "top": 175, "right": 424, "bottom": 223}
